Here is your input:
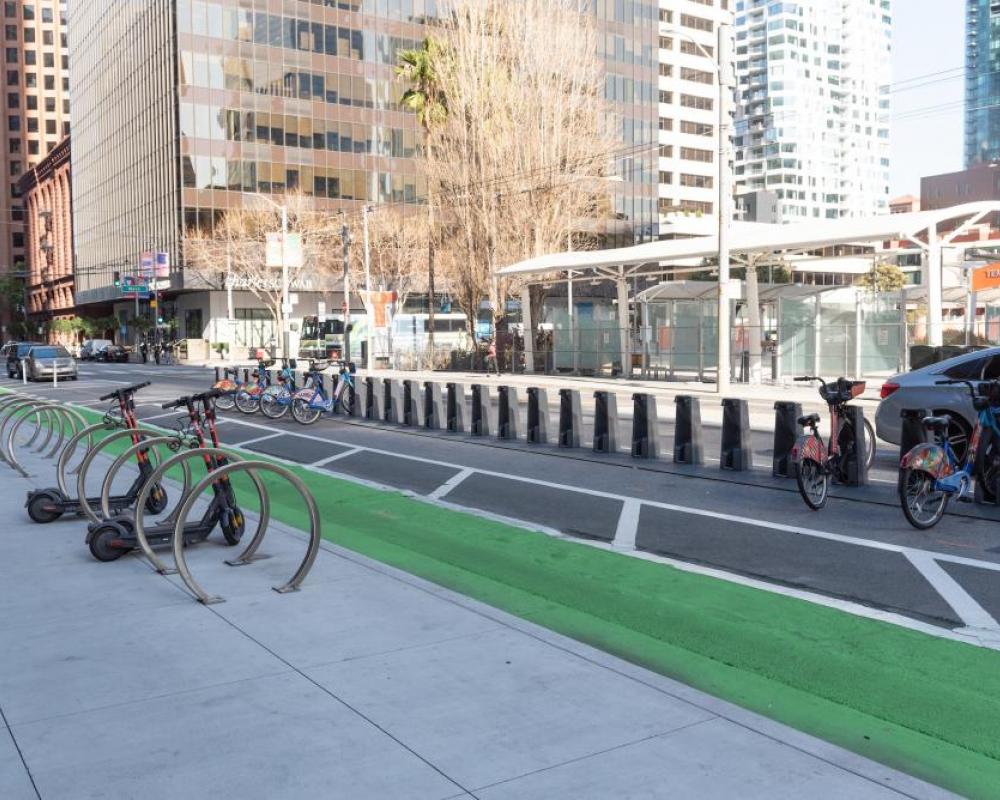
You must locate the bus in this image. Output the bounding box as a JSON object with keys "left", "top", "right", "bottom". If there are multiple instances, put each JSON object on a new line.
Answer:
{"left": 298, "top": 314, "right": 346, "bottom": 361}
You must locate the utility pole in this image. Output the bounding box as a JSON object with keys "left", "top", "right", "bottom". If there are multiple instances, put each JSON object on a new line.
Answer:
{"left": 340, "top": 211, "right": 351, "bottom": 366}
{"left": 280, "top": 204, "right": 290, "bottom": 360}
{"left": 716, "top": 22, "right": 735, "bottom": 393}
{"left": 362, "top": 204, "right": 373, "bottom": 370}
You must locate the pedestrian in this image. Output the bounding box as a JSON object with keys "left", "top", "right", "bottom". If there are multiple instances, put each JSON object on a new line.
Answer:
{"left": 486, "top": 337, "right": 500, "bottom": 376}
{"left": 153, "top": 340, "right": 161, "bottom": 365}
{"left": 140, "top": 339, "right": 148, "bottom": 364}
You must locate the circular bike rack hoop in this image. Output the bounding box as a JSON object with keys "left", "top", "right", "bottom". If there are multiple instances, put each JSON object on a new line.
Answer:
{"left": 2, "top": 400, "right": 87, "bottom": 476}
{"left": 99, "top": 436, "right": 195, "bottom": 521}
{"left": 132, "top": 447, "right": 268, "bottom": 576}
{"left": 171, "top": 460, "right": 320, "bottom": 604}
{"left": 55, "top": 421, "right": 123, "bottom": 496}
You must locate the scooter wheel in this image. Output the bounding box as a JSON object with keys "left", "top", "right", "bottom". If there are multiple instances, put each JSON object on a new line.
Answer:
{"left": 144, "top": 483, "right": 169, "bottom": 515}
{"left": 88, "top": 522, "right": 129, "bottom": 562}
{"left": 27, "top": 491, "right": 63, "bottom": 524}
{"left": 220, "top": 507, "right": 245, "bottom": 545}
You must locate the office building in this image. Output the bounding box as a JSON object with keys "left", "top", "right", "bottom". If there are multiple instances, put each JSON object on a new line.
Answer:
{"left": 68, "top": 1, "right": 661, "bottom": 352}
{"left": 0, "top": 0, "right": 70, "bottom": 333}
{"left": 657, "top": 0, "right": 733, "bottom": 234}
{"left": 966, "top": 0, "right": 1000, "bottom": 166}
{"left": 732, "top": 0, "right": 892, "bottom": 221}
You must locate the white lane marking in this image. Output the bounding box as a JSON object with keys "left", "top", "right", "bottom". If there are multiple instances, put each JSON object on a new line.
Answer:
{"left": 904, "top": 550, "right": 1000, "bottom": 632}
{"left": 428, "top": 468, "right": 475, "bottom": 501}
{"left": 310, "top": 447, "right": 363, "bottom": 467}
{"left": 201, "top": 412, "right": 1000, "bottom": 575}
{"left": 613, "top": 499, "right": 642, "bottom": 550}
{"left": 140, "top": 410, "right": 189, "bottom": 423}
{"left": 234, "top": 432, "right": 284, "bottom": 448}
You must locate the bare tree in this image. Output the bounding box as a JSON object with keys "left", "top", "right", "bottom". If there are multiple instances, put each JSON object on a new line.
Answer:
{"left": 184, "top": 193, "right": 341, "bottom": 349}
{"left": 418, "top": 0, "right": 616, "bottom": 340}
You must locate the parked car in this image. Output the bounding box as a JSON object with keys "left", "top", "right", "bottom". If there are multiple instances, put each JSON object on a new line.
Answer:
{"left": 875, "top": 345, "right": 1000, "bottom": 463}
{"left": 80, "top": 339, "right": 112, "bottom": 360}
{"left": 99, "top": 344, "right": 130, "bottom": 363}
{"left": 4, "top": 341, "right": 40, "bottom": 379}
{"left": 23, "top": 345, "right": 77, "bottom": 381}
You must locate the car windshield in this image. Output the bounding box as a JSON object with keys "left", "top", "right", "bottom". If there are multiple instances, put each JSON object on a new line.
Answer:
{"left": 16, "top": 344, "right": 34, "bottom": 356}
{"left": 32, "top": 347, "right": 70, "bottom": 358}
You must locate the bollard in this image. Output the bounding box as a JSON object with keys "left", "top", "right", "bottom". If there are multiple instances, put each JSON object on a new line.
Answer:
{"left": 214, "top": 366, "right": 221, "bottom": 381}
{"left": 382, "top": 378, "right": 395, "bottom": 422}
{"left": 446, "top": 382, "right": 466, "bottom": 433}
{"left": 242, "top": 367, "right": 251, "bottom": 383}
{"left": 720, "top": 398, "right": 753, "bottom": 471}
{"left": 404, "top": 379, "right": 424, "bottom": 427}
{"left": 424, "top": 382, "right": 445, "bottom": 430}
{"left": 526, "top": 387, "right": 549, "bottom": 444}
{"left": 390, "top": 380, "right": 405, "bottom": 424}
{"left": 840, "top": 405, "right": 868, "bottom": 486}
{"left": 470, "top": 384, "right": 492, "bottom": 436}
{"left": 673, "top": 395, "right": 704, "bottom": 464}
{"left": 558, "top": 388, "right": 582, "bottom": 448}
{"left": 772, "top": 401, "right": 803, "bottom": 478}
{"left": 497, "top": 386, "right": 519, "bottom": 440}
{"left": 365, "top": 376, "right": 379, "bottom": 420}
{"left": 351, "top": 377, "right": 367, "bottom": 419}
{"left": 899, "top": 408, "right": 930, "bottom": 460}
{"left": 592, "top": 390, "right": 618, "bottom": 453}
{"left": 631, "top": 393, "right": 659, "bottom": 459}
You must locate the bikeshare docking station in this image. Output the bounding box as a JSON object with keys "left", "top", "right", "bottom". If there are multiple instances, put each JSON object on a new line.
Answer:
{"left": 2, "top": 382, "right": 322, "bottom": 604}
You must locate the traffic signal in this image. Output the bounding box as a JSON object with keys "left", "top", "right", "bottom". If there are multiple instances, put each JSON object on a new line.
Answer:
{"left": 113, "top": 271, "right": 121, "bottom": 287}
{"left": 157, "top": 316, "right": 164, "bottom": 326}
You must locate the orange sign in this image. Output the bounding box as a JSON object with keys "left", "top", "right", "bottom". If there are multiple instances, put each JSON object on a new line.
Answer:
{"left": 973, "top": 262, "right": 1000, "bottom": 292}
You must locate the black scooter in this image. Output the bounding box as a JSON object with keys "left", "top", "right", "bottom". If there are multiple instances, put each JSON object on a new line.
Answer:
{"left": 86, "top": 388, "right": 246, "bottom": 562}
{"left": 26, "top": 382, "right": 168, "bottom": 523}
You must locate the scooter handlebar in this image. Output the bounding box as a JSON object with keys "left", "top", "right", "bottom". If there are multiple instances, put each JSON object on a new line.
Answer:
{"left": 99, "top": 381, "right": 151, "bottom": 402}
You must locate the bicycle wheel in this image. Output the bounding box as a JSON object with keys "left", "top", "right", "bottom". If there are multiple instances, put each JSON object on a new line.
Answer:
{"left": 235, "top": 388, "right": 260, "bottom": 414}
{"left": 291, "top": 397, "right": 322, "bottom": 425}
{"left": 863, "top": 418, "right": 876, "bottom": 472}
{"left": 899, "top": 468, "right": 948, "bottom": 529}
{"left": 337, "top": 389, "right": 355, "bottom": 416}
{"left": 259, "top": 386, "right": 290, "bottom": 419}
{"left": 796, "top": 458, "right": 829, "bottom": 510}
{"left": 215, "top": 392, "right": 236, "bottom": 411}
{"left": 974, "top": 427, "right": 1000, "bottom": 503}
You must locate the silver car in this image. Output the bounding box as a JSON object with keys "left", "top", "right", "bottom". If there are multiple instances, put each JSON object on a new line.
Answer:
{"left": 875, "top": 346, "right": 1000, "bottom": 461}
{"left": 24, "top": 345, "right": 78, "bottom": 381}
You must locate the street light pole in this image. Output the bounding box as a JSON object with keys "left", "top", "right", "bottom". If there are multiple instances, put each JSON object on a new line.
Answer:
{"left": 659, "top": 21, "right": 734, "bottom": 392}
{"left": 362, "top": 204, "right": 373, "bottom": 370}
{"left": 340, "top": 211, "right": 351, "bottom": 365}
{"left": 280, "top": 203, "right": 290, "bottom": 360}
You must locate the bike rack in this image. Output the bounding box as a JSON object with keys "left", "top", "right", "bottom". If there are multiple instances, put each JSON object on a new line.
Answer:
{"left": 170, "top": 459, "right": 318, "bottom": 604}
{"left": 132, "top": 447, "right": 268, "bottom": 576}
{"left": 74, "top": 427, "right": 180, "bottom": 525}
{"left": 98, "top": 436, "right": 194, "bottom": 520}
{"left": 631, "top": 393, "right": 659, "bottom": 459}
{"left": 55, "top": 421, "right": 126, "bottom": 498}
{"left": 5, "top": 402, "right": 87, "bottom": 475}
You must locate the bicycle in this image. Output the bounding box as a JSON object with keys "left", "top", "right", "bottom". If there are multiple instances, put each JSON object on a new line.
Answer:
{"left": 290, "top": 362, "right": 354, "bottom": 424}
{"left": 259, "top": 360, "right": 300, "bottom": 420}
{"left": 898, "top": 379, "right": 1000, "bottom": 529}
{"left": 234, "top": 359, "right": 273, "bottom": 414}
{"left": 212, "top": 366, "right": 241, "bottom": 411}
{"left": 791, "top": 376, "right": 871, "bottom": 510}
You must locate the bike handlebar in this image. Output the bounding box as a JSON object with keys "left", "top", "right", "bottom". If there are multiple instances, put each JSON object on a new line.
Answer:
{"left": 99, "top": 381, "right": 151, "bottom": 401}
{"left": 161, "top": 395, "right": 192, "bottom": 410}
{"left": 793, "top": 376, "right": 828, "bottom": 388}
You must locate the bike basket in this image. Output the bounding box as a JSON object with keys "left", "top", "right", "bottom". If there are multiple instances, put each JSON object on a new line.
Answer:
{"left": 213, "top": 379, "right": 237, "bottom": 393}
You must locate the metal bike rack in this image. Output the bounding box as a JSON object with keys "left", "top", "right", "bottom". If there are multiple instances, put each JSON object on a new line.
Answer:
{"left": 133, "top": 447, "right": 268, "bottom": 576}
{"left": 0, "top": 397, "right": 47, "bottom": 463}
{"left": 55, "top": 422, "right": 126, "bottom": 497}
{"left": 74, "top": 427, "right": 177, "bottom": 525}
{"left": 99, "top": 436, "right": 194, "bottom": 520}
{"left": 170, "top": 460, "right": 319, "bottom": 604}
{"left": 5, "top": 403, "right": 87, "bottom": 474}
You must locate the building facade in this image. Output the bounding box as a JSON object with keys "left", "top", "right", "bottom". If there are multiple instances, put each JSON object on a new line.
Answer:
{"left": 732, "top": 0, "right": 891, "bottom": 221}
{"left": 966, "top": 0, "right": 1000, "bottom": 166}
{"left": 922, "top": 163, "right": 1000, "bottom": 210}
{"left": 0, "top": 0, "right": 70, "bottom": 332}
{"left": 69, "top": 1, "right": 661, "bottom": 353}
{"left": 18, "top": 134, "right": 73, "bottom": 342}
{"left": 656, "top": 0, "right": 732, "bottom": 234}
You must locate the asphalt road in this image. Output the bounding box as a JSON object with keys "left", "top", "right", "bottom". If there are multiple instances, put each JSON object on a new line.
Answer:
{"left": 7, "top": 361, "right": 1000, "bottom": 649}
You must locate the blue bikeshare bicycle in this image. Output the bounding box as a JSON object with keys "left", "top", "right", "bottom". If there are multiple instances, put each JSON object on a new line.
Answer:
{"left": 898, "top": 378, "right": 1000, "bottom": 529}
{"left": 259, "top": 359, "right": 301, "bottom": 419}
{"left": 291, "top": 361, "right": 355, "bottom": 425}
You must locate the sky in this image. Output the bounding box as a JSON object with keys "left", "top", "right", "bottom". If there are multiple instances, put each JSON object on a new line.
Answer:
{"left": 889, "top": 0, "right": 965, "bottom": 197}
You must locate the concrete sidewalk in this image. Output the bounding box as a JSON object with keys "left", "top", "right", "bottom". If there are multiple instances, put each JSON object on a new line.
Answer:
{"left": 0, "top": 448, "right": 952, "bottom": 799}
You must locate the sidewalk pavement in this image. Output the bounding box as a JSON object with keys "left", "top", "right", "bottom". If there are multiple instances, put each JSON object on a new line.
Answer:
{"left": 0, "top": 446, "right": 951, "bottom": 799}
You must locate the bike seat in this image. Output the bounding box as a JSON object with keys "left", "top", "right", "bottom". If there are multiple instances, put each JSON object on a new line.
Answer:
{"left": 798, "top": 413, "right": 821, "bottom": 427}
{"left": 922, "top": 415, "right": 951, "bottom": 431}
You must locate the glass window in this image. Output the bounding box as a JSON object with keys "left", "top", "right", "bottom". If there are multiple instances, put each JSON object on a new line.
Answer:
{"left": 8, "top": 137, "right": 19, "bottom": 152}
{"left": 23, "top": 4, "right": 34, "bottom": 21}
{"left": 5, "top": 69, "right": 14, "bottom": 84}
{"left": 43, "top": 52, "right": 53, "bottom": 68}
{"left": 6, "top": 91, "right": 15, "bottom": 107}
{"left": 40, "top": 6, "right": 51, "bottom": 23}
{"left": 6, "top": 113, "right": 16, "bottom": 130}
{"left": 42, "top": 74, "right": 51, "bottom": 90}
{"left": 23, "top": 50, "right": 35, "bottom": 65}
{"left": 5, "top": 47, "right": 15, "bottom": 63}
{"left": 23, "top": 27, "right": 33, "bottom": 42}
{"left": 26, "top": 116, "right": 36, "bottom": 131}
{"left": 4, "top": 24, "right": 15, "bottom": 40}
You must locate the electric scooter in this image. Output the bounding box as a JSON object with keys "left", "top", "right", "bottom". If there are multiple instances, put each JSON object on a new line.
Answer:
{"left": 25, "top": 381, "right": 168, "bottom": 523}
{"left": 86, "top": 388, "right": 246, "bottom": 562}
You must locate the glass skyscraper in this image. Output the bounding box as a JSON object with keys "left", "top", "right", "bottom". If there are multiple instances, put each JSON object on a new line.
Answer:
{"left": 69, "top": 1, "right": 659, "bottom": 333}
{"left": 966, "top": 0, "right": 1000, "bottom": 166}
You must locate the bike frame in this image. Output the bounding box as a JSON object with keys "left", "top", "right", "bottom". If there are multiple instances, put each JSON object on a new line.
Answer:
{"left": 902, "top": 404, "right": 1000, "bottom": 494}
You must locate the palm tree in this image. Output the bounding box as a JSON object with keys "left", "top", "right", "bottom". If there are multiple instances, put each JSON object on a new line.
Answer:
{"left": 396, "top": 37, "right": 448, "bottom": 364}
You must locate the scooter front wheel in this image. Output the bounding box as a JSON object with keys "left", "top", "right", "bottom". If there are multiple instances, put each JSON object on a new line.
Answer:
{"left": 88, "top": 522, "right": 129, "bottom": 562}
{"left": 27, "top": 491, "right": 63, "bottom": 524}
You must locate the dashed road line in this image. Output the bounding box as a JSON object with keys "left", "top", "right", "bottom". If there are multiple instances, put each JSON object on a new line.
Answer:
{"left": 428, "top": 468, "right": 475, "bottom": 500}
